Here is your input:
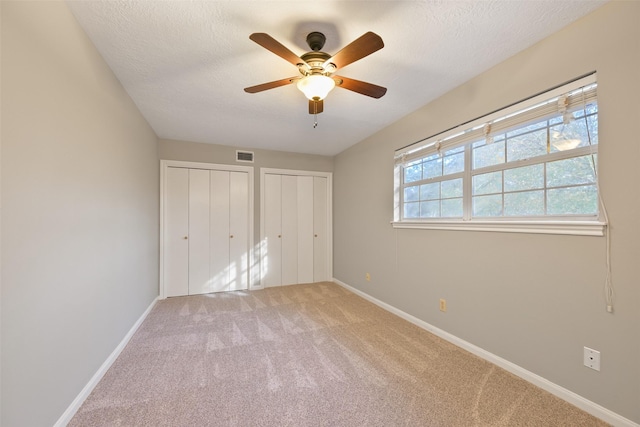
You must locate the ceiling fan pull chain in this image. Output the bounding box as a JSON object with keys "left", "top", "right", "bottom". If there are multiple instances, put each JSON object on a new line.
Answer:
{"left": 312, "top": 100, "right": 318, "bottom": 128}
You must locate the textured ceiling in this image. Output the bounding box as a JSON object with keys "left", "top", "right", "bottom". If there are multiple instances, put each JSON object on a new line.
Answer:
{"left": 67, "top": 0, "right": 606, "bottom": 156}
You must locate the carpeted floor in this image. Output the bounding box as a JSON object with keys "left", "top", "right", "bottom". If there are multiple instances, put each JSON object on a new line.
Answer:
{"left": 69, "top": 282, "right": 609, "bottom": 426}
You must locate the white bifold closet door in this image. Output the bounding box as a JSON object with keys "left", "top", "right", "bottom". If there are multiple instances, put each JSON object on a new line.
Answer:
{"left": 297, "top": 176, "right": 314, "bottom": 284}
{"left": 313, "top": 176, "right": 328, "bottom": 282}
{"left": 188, "top": 169, "right": 211, "bottom": 295}
{"left": 164, "top": 167, "right": 249, "bottom": 297}
{"left": 263, "top": 174, "right": 282, "bottom": 288}
{"left": 263, "top": 173, "right": 328, "bottom": 287}
{"left": 165, "top": 167, "right": 190, "bottom": 297}
{"left": 210, "top": 170, "right": 249, "bottom": 293}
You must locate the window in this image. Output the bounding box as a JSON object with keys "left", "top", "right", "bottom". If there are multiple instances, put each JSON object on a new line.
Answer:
{"left": 393, "top": 74, "right": 604, "bottom": 236}
{"left": 403, "top": 146, "right": 464, "bottom": 218}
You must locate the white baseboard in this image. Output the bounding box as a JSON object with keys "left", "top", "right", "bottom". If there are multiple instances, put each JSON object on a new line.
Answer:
{"left": 332, "top": 278, "right": 638, "bottom": 427}
{"left": 54, "top": 297, "right": 159, "bottom": 427}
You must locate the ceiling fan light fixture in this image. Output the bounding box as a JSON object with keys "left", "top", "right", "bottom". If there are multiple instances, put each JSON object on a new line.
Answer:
{"left": 551, "top": 130, "right": 581, "bottom": 151}
{"left": 296, "top": 75, "right": 335, "bottom": 101}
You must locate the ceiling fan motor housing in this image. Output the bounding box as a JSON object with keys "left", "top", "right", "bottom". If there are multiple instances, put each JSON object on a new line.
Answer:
{"left": 300, "top": 51, "right": 333, "bottom": 75}
{"left": 300, "top": 32, "right": 335, "bottom": 76}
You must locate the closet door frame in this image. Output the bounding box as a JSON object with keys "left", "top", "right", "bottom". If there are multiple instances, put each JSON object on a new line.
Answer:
{"left": 160, "top": 160, "right": 254, "bottom": 299}
{"left": 259, "top": 168, "right": 333, "bottom": 289}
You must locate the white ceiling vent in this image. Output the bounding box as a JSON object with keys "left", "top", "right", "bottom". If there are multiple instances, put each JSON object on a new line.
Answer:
{"left": 236, "top": 150, "right": 254, "bottom": 163}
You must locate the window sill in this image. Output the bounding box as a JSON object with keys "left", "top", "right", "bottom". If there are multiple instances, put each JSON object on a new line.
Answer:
{"left": 391, "top": 220, "right": 606, "bottom": 236}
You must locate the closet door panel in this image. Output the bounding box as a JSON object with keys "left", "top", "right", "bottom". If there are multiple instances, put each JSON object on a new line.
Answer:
{"left": 210, "top": 170, "right": 231, "bottom": 292}
{"left": 297, "top": 176, "right": 314, "bottom": 283}
{"left": 188, "top": 169, "right": 211, "bottom": 295}
{"left": 229, "top": 171, "right": 249, "bottom": 291}
{"left": 281, "top": 175, "right": 298, "bottom": 286}
{"left": 164, "top": 167, "right": 189, "bottom": 297}
{"left": 264, "top": 174, "right": 282, "bottom": 288}
{"left": 313, "top": 176, "right": 328, "bottom": 282}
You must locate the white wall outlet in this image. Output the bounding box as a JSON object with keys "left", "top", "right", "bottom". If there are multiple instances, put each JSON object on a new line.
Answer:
{"left": 583, "top": 346, "right": 601, "bottom": 371}
{"left": 439, "top": 299, "right": 447, "bottom": 312}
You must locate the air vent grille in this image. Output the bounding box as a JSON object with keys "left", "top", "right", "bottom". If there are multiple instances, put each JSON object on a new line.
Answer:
{"left": 236, "top": 150, "right": 254, "bottom": 163}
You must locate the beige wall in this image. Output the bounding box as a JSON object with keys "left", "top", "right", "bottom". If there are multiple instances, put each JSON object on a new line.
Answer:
{"left": 333, "top": 1, "right": 639, "bottom": 423}
{"left": 1, "top": 2, "right": 159, "bottom": 426}
{"left": 159, "top": 138, "right": 334, "bottom": 253}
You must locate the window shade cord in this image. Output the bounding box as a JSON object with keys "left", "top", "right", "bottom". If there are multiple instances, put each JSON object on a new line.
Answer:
{"left": 585, "top": 105, "right": 614, "bottom": 313}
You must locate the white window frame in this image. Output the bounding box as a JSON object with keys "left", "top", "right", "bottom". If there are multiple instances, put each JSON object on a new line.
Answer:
{"left": 392, "top": 74, "right": 606, "bottom": 236}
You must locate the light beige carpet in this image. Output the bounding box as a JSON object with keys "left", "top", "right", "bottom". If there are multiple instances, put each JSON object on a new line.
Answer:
{"left": 70, "top": 282, "right": 608, "bottom": 426}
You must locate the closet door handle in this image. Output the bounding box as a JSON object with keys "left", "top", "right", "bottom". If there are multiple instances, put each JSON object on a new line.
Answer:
{"left": 278, "top": 234, "right": 282, "bottom": 238}
{"left": 230, "top": 235, "right": 234, "bottom": 238}
{"left": 314, "top": 234, "right": 318, "bottom": 237}
{"left": 183, "top": 236, "right": 188, "bottom": 240}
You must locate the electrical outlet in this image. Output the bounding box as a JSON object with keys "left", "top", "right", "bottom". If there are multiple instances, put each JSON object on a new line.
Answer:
{"left": 583, "top": 347, "right": 601, "bottom": 371}
{"left": 365, "top": 273, "right": 371, "bottom": 282}
{"left": 439, "top": 299, "right": 447, "bottom": 312}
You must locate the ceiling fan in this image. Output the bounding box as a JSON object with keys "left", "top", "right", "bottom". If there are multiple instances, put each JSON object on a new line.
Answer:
{"left": 244, "top": 31, "right": 387, "bottom": 116}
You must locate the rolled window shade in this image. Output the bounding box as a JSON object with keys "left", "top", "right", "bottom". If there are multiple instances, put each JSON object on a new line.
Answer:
{"left": 395, "top": 75, "right": 597, "bottom": 166}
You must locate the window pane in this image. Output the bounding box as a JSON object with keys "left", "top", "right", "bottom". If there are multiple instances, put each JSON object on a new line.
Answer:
{"left": 547, "top": 155, "right": 596, "bottom": 188}
{"left": 441, "top": 178, "right": 463, "bottom": 199}
{"left": 420, "top": 200, "right": 440, "bottom": 217}
{"left": 507, "top": 128, "right": 547, "bottom": 162}
{"left": 404, "top": 185, "right": 419, "bottom": 202}
{"left": 420, "top": 182, "right": 440, "bottom": 201}
{"left": 441, "top": 198, "right": 463, "bottom": 217}
{"left": 404, "top": 163, "right": 422, "bottom": 183}
{"left": 586, "top": 114, "right": 598, "bottom": 145}
{"left": 549, "top": 116, "right": 563, "bottom": 125}
{"left": 473, "top": 140, "right": 505, "bottom": 169}
{"left": 473, "top": 171, "right": 502, "bottom": 195}
{"left": 506, "top": 121, "right": 546, "bottom": 138}
{"left": 547, "top": 185, "right": 598, "bottom": 215}
{"left": 473, "top": 194, "right": 503, "bottom": 217}
{"left": 443, "top": 151, "right": 464, "bottom": 175}
{"left": 404, "top": 202, "right": 420, "bottom": 218}
{"left": 549, "top": 116, "right": 593, "bottom": 152}
{"left": 504, "top": 164, "right": 544, "bottom": 192}
{"left": 504, "top": 190, "right": 544, "bottom": 216}
{"left": 446, "top": 146, "right": 465, "bottom": 154}
{"left": 583, "top": 102, "right": 598, "bottom": 116}
{"left": 423, "top": 157, "right": 443, "bottom": 179}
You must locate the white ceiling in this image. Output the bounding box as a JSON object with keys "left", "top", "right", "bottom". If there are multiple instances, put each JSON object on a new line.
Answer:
{"left": 67, "top": 0, "right": 606, "bottom": 156}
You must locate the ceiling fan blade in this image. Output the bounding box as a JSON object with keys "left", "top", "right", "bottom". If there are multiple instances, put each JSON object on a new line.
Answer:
{"left": 323, "top": 32, "right": 384, "bottom": 70}
{"left": 334, "top": 76, "right": 387, "bottom": 99}
{"left": 309, "top": 99, "right": 324, "bottom": 114}
{"left": 249, "top": 33, "right": 307, "bottom": 67}
{"left": 244, "top": 77, "right": 300, "bottom": 93}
